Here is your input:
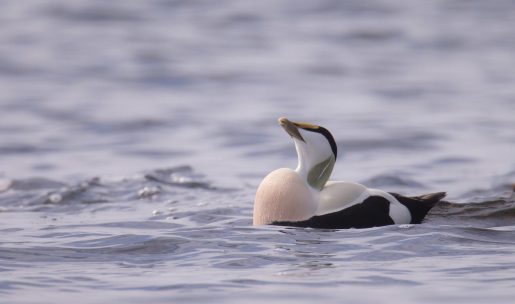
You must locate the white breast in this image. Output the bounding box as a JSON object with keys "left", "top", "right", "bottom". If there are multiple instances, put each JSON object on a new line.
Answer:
{"left": 253, "top": 168, "right": 317, "bottom": 225}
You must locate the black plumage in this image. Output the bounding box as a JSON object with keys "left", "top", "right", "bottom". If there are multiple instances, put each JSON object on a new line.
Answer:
{"left": 272, "top": 192, "right": 446, "bottom": 229}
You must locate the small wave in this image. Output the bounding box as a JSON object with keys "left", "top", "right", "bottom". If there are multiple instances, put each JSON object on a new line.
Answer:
{"left": 433, "top": 156, "right": 477, "bottom": 165}
{"left": 0, "top": 166, "right": 219, "bottom": 212}
{"left": 341, "top": 131, "right": 441, "bottom": 152}
{"left": 428, "top": 196, "right": 515, "bottom": 227}
{"left": 43, "top": 3, "right": 144, "bottom": 23}
{"left": 10, "top": 178, "right": 67, "bottom": 191}
{"left": 0, "top": 235, "right": 190, "bottom": 264}
{"left": 362, "top": 174, "right": 426, "bottom": 189}
{"left": 144, "top": 166, "right": 216, "bottom": 190}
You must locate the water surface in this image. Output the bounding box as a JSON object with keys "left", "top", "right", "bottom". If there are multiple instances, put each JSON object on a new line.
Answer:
{"left": 1, "top": 1, "right": 515, "bottom": 303}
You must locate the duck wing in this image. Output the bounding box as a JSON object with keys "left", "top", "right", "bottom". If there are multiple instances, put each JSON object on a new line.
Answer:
{"left": 273, "top": 194, "right": 395, "bottom": 229}
{"left": 272, "top": 183, "right": 445, "bottom": 229}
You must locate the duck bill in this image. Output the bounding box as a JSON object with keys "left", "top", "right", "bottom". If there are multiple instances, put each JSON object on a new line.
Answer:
{"left": 278, "top": 117, "right": 305, "bottom": 142}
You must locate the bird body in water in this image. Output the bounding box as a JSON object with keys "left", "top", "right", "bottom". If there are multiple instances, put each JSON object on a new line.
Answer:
{"left": 253, "top": 117, "right": 446, "bottom": 229}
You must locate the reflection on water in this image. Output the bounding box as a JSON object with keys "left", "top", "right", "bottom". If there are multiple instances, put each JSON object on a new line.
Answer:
{"left": 1, "top": 0, "right": 515, "bottom": 303}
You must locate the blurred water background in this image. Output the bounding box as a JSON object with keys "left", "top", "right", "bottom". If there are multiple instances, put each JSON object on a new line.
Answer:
{"left": 1, "top": 0, "right": 515, "bottom": 303}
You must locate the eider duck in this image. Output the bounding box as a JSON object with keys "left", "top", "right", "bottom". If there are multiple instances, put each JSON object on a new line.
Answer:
{"left": 253, "top": 117, "right": 446, "bottom": 229}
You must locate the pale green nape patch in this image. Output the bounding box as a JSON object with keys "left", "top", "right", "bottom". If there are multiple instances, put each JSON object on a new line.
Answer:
{"left": 307, "top": 155, "right": 335, "bottom": 190}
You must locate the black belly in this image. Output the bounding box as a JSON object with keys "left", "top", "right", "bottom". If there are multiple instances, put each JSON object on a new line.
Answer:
{"left": 272, "top": 195, "right": 395, "bottom": 229}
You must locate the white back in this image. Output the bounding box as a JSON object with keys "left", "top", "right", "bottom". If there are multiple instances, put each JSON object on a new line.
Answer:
{"left": 316, "top": 181, "right": 369, "bottom": 215}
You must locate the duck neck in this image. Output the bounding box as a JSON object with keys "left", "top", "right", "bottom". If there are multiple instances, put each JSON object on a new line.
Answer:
{"left": 295, "top": 151, "right": 335, "bottom": 191}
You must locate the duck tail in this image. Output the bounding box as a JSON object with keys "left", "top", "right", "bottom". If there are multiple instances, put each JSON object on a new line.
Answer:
{"left": 390, "top": 192, "right": 446, "bottom": 224}
{"left": 414, "top": 192, "right": 447, "bottom": 203}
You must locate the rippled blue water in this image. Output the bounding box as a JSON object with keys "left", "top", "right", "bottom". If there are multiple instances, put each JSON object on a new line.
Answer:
{"left": 1, "top": 1, "right": 515, "bottom": 303}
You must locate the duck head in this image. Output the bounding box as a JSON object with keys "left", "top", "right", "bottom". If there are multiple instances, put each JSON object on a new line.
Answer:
{"left": 279, "top": 117, "right": 337, "bottom": 191}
